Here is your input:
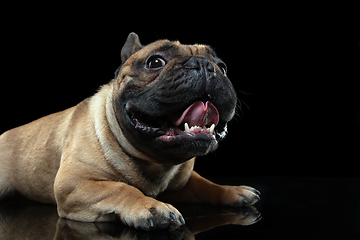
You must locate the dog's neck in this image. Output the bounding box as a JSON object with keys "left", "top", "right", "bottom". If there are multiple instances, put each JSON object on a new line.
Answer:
{"left": 90, "top": 82, "right": 182, "bottom": 197}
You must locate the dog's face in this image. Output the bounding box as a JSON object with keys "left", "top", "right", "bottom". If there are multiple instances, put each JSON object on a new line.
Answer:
{"left": 114, "top": 33, "right": 237, "bottom": 164}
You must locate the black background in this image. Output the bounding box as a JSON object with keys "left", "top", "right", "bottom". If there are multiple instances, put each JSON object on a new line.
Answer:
{"left": 2, "top": 4, "right": 359, "bottom": 177}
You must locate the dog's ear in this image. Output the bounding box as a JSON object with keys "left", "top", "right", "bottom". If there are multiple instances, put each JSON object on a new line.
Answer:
{"left": 121, "top": 32, "right": 143, "bottom": 63}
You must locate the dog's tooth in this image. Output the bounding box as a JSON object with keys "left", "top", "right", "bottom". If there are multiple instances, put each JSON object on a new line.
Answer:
{"left": 209, "top": 124, "right": 215, "bottom": 134}
{"left": 184, "top": 123, "right": 190, "bottom": 132}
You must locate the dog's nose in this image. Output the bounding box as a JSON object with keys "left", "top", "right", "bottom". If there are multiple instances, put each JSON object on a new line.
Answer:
{"left": 184, "top": 57, "right": 215, "bottom": 73}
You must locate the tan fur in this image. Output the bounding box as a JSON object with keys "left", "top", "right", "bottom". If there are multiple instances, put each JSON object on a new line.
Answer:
{"left": 0, "top": 36, "right": 260, "bottom": 230}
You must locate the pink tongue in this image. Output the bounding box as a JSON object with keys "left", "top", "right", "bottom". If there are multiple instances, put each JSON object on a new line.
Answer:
{"left": 170, "top": 101, "right": 219, "bottom": 127}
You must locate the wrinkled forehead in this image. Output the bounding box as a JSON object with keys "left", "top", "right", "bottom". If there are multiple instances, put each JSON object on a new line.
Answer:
{"left": 131, "top": 39, "right": 217, "bottom": 61}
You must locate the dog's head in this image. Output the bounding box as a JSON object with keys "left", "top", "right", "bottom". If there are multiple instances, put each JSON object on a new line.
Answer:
{"left": 112, "top": 33, "right": 237, "bottom": 164}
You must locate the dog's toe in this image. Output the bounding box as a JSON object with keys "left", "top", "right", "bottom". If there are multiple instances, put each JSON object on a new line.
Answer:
{"left": 124, "top": 199, "right": 184, "bottom": 231}
{"left": 220, "top": 185, "right": 261, "bottom": 207}
{"left": 240, "top": 185, "right": 261, "bottom": 197}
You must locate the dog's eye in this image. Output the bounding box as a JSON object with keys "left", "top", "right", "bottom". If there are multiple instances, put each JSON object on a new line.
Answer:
{"left": 217, "top": 62, "right": 227, "bottom": 76}
{"left": 146, "top": 55, "right": 166, "bottom": 69}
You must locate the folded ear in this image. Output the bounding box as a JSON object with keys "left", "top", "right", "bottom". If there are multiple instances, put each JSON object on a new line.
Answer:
{"left": 121, "top": 32, "right": 143, "bottom": 63}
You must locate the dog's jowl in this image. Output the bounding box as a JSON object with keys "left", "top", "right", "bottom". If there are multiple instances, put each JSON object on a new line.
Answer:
{"left": 0, "top": 33, "right": 260, "bottom": 230}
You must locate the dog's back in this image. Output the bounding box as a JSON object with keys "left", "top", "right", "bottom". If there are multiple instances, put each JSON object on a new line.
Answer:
{"left": 0, "top": 107, "right": 75, "bottom": 203}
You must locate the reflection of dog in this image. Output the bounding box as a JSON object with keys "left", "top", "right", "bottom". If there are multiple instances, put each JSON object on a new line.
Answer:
{"left": 0, "top": 197, "right": 261, "bottom": 239}
{"left": 0, "top": 33, "right": 260, "bottom": 230}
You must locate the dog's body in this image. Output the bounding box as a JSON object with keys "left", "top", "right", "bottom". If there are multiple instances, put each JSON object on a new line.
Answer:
{"left": 0, "top": 33, "right": 259, "bottom": 230}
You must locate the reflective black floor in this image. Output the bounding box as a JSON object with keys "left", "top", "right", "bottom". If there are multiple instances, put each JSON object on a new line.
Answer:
{"left": 0, "top": 176, "right": 359, "bottom": 239}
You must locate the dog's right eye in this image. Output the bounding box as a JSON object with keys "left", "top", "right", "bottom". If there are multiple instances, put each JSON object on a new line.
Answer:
{"left": 146, "top": 55, "right": 166, "bottom": 69}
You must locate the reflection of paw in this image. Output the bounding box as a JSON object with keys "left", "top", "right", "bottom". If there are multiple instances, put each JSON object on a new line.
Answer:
{"left": 229, "top": 206, "right": 262, "bottom": 226}
{"left": 220, "top": 185, "right": 260, "bottom": 207}
{"left": 120, "top": 197, "right": 185, "bottom": 231}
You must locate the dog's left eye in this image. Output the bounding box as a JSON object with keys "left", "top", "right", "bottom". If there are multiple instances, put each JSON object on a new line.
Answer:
{"left": 146, "top": 55, "right": 166, "bottom": 69}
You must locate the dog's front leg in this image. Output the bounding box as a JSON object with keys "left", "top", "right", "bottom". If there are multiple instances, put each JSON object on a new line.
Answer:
{"left": 159, "top": 171, "right": 260, "bottom": 207}
{"left": 54, "top": 180, "right": 185, "bottom": 230}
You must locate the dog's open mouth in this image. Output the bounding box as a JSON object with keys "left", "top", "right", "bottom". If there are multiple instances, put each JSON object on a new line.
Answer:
{"left": 130, "top": 101, "right": 223, "bottom": 142}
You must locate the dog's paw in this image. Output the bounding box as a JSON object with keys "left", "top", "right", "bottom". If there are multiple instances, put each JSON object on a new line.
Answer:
{"left": 119, "top": 197, "right": 185, "bottom": 231}
{"left": 220, "top": 185, "right": 260, "bottom": 207}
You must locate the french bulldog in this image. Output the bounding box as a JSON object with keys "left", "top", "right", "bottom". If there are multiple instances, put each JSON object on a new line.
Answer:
{"left": 0, "top": 32, "right": 260, "bottom": 230}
